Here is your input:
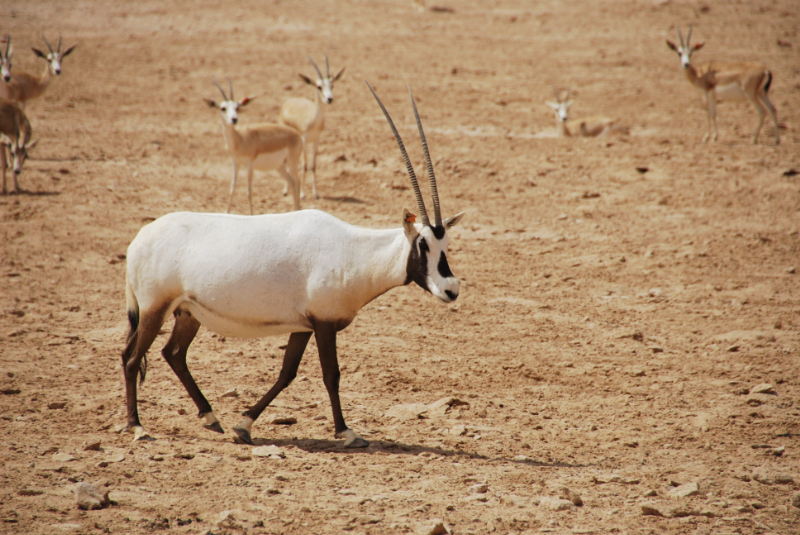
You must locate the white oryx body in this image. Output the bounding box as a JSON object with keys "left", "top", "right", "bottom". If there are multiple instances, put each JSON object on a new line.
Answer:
{"left": 279, "top": 54, "right": 344, "bottom": 200}
{"left": 0, "top": 33, "right": 76, "bottom": 109}
{"left": 666, "top": 25, "right": 778, "bottom": 145}
{"left": 121, "top": 83, "right": 464, "bottom": 449}
{"left": 545, "top": 87, "right": 628, "bottom": 138}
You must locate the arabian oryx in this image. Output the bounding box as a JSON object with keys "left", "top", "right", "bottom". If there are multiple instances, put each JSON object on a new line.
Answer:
{"left": 121, "top": 83, "right": 465, "bottom": 448}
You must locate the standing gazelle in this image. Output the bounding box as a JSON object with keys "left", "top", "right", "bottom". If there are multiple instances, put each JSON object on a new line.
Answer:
{"left": 545, "top": 87, "right": 628, "bottom": 138}
{"left": 205, "top": 79, "right": 303, "bottom": 214}
{"left": 0, "top": 33, "right": 77, "bottom": 109}
{"left": 0, "top": 98, "right": 35, "bottom": 194}
{"left": 279, "top": 54, "right": 344, "bottom": 200}
{"left": 666, "top": 25, "right": 779, "bottom": 145}
{"left": 121, "top": 83, "right": 465, "bottom": 447}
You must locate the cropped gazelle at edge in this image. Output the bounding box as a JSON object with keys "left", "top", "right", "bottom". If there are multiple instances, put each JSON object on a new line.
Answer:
{"left": 121, "top": 83, "right": 464, "bottom": 448}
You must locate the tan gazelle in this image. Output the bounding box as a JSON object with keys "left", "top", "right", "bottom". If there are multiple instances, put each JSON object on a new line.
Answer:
{"left": 0, "top": 33, "right": 77, "bottom": 109}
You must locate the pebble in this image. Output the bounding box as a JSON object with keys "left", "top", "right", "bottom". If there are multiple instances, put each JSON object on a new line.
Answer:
{"left": 219, "top": 388, "right": 238, "bottom": 398}
{"left": 750, "top": 383, "right": 775, "bottom": 395}
{"left": 667, "top": 482, "right": 700, "bottom": 499}
{"left": 48, "top": 402, "right": 67, "bottom": 410}
{"left": 82, "top": 440, "right": 102, "bottom": 451}
{"left": 52, "top": 453, "right": 77, "bottom": 462}
{"left": 74, "top": 482, "right": 110, "bottom": 510}
{"left": 252, "top": 445, "right": 285, "bottom": 458}
{"left": 17, "top": 488, "right": 44, "bottom": 496}
{"left": 266, "top": 415, "right": 297, "bottom": 425}
{"left": 385, "top": 403, "right": 430, "bottom": 421}
{"left": 469, "top": 483, "right": 488, "bottom": 494}
{"left": 419, "top": 520, "right": 450, "bottom": 535}
{"left": 556, "top": 485, "right": 583, "bottom": 506}
{"left": 791, "top": 491, "right": 800, "bottom": 509}
{"left": 752, "top": 466, "right": 794, "bottom": 485}
{"left": 450, "top": 425, "right": 466, "bottom": 436}
{"left": 539, "top": 497, "right": 575, "bottom": 511}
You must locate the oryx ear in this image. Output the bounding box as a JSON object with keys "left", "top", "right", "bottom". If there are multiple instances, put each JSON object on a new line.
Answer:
{"left": 402, "top": 208, "right": 418, "bottom": 237}
{"left": 299, "top": 73, "right": 314, "bottom": 85}
{"left": 666, "top": 40, "right": 678, "bottom": 52}
{"left": 332, "top": 67, "right": 345, "bottom": 82}
{"left": 545, "top": 101, "right": 559, "bottom": 110}
{"left": 238, "top": 96, "right": 255, "bottom": 106}
{"left": 62, "top": 45, "right": 76, "bottom": 57}
{"left": 204, "top": 98, "right": 218, "bottom": 108}
{"left": 693, "top": 42, "right": 705, "bottom": 51}
{"left": 32, "top": 48, "right": 46, "bottom": 59}
{"left": 443, "top": 212, "right": 465, "bottom": 229}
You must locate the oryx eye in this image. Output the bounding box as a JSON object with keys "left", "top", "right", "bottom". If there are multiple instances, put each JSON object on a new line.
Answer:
{"left": 419, "top": 238, "right": 429, "bottom": 253}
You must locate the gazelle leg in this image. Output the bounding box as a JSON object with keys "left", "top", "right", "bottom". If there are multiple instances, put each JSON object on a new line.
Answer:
{"left": 310, "top": 138, "right": 320, "bottom": 200}
{"left": 160, "top": 309, "right": 222, "bottom": 433}
{"left": 226, "top": 160, "right": 239, "bottom": 213}
{"left": 233, "top": 331, "right": 312, "bottom": 445}
{"left": 278, "top": 160, "right": 301, "bottom": 211}
{"left": 759, "top": 92, "right": 780, "bottom": 145}
{"left": 703, "top": 92, "right": 718, "bottom": 143}
{"left": 246, "top": 160, "right": 254, "bottom": 215}
{"left": 1, "top": 145, "right": 6, "bottom": 195}
{"left": 314, "top": 322, "right": 368, "bottom": 448}
{"left": 746, "top": 93, "right": 767, "bottom": 145}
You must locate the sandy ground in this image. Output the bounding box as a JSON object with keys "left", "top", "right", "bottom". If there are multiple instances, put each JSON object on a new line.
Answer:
{"left": 1, "top": 0, "right": 800, "bottom": 534}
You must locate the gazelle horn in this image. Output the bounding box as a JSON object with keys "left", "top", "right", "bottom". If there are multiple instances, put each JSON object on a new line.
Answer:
{"left": 212, "top": 77, "right": 228, "bottom": 100}
{"left": 408, "top": 86, "right": 441, "bottom": 227}
{"left": 366, "top": 81, "right": 430, "bottom": 227}
{"left": 57, "top": 32, "right": 62, "bottom": 53}
{"left": 228, "top": 78, "right": 234, "bottom": 101}
{"left": 686, "top": 25, "right": 692, "bottom": 47}
{"left": 43, "top": 32, "right": 54, "bottom": 54}
{"left": 677, "top": 25, "right": 685, "bottom": 48}
{"left": 325, "top": 53, "right": 330, "bottom": 79}
{"left": 308, "top": 55, "right": 323, "bottom": 81}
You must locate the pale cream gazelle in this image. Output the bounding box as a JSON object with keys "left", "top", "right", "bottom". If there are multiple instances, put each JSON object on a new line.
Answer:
{"left": 0, "top": 98, "right": 36, "bottom": 194}
{"left": 666, "top": 25, "right": 779, "bottom": 145}
{"left": 121, "top": 83, "right": 464, "bottom": 448}
{"left": 545, "top": 87, "right": 628, "bottom": 137}
{"left": 0, "top": 33, "right": 77, "bottom": 109}
{"left": 205, "top": 78, "right": 303, "bottom": 214}
{"left": 279, "top": 54, "right": 344, "bottom": 200}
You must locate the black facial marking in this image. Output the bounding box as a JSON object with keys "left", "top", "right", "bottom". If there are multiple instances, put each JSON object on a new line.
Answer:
{"left": 437, "top": 252, "right": 453, "bottom": 278}
{"left": 432, "top": 225, "right": 446, "bottom": 240}
{"left": 404, "top": 235, "right": 430, "bottom": 292}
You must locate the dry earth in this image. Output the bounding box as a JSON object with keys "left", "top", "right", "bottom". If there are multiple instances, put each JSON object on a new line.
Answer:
{"left": 1, "top": 0, "right": 800, "bottom": 534}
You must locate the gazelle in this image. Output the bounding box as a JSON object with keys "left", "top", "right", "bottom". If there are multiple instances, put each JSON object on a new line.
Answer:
{"left": 666, "top": 25, "right": 779, "bottom": 145}
{"left": 0, "top": 33, "right": 77, "bottom": 109}
{"left": 121, "top": 83, "right": 464, "bottom": 448}
{"left": 205, "top": 78, "right": 303, "bottom": 214}
{"left": 0, "top": 98, "right": 35, "bottom": 194}
{"left": 279, "top": 54, "right": 344, "bottom": 200}
{"left": 545, "top": 87, "right": 628, "bottom": 138}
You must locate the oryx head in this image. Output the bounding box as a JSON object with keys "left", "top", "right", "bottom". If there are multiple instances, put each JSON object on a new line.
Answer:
{"left": 1, "top": 35, "right": 12, "bottom": 83}
{"left": 545, "top": 86, "right": 573, "bottom": 123}
{"left": 368, "top": 82, "right": 465, "bottom": 303}
{"left": 666, "top": 25, "right": 704, "bottom": 69}
{"left": 5, "top": 115, "right": 36, "bottom": 177}
{"left": 300, "top": 54, "right": 344, "bottom": 105}
{"left": 32, "top": 32, "right": 77, "bottom": 76}
{"left": 204, "top": 78, "right": 255, "bottom": 126}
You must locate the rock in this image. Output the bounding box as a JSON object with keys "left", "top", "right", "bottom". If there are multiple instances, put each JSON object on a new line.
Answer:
{"left": 750, "top": 383, "right": 775, "bottom": 395}
{"left": 667, "top": 482, "right": 699, "bottom": 499}
{"left": 427, "top": 397, "right": 468, "bottom": 417}
{"left": 790, "top": 491, "right": 800, "bottom": 509}
{"left": 556, "top": 486, "right": 583, "bottom": 506}
{"left": 1, "top": 388, "right": 21, "bottom": 395}
{"left": 752, "top": 466, "right": 794, "bottom": 485}
{"left": 266, "top": 415, "right": 297, "bottom": 425}
{"left": 74, "top": 482, "right": 110, "bottom": 510}
{"left": 450, "top": 425, "right": 466, "bottom": 436}
{"left": 252, "top": 445, "right": 285, "bottom": 458}
{"left": 771, "top": 446, "right": 785, "bottom": 457}
{"left": 48, "top": 401, "right": 67, "bottom": 409}
{"left": 643, "top": 490, "right": 657, "bottom": 497}
{"left": 419, "top": 519, "right": 450, "bottom": 535}
{"left": 82, "top": 440, "right": 102, "bottom": 451}
{"left": 539, "top": 497, "right": 575, "bottom": 511}
{"left": 219, "top": 388, "right": 238, "bottom": 398}
{"left": 640, "top": 501, "right": 699, "bottom": 518}
{"left": 104, "top": 454, "right": 125, "bottom": 463}
{"left": 641, "top": 502, "right": 665, "bottom": 517}
{"left": 235, "top": 452, "right": 251, "bottom": 461}
{"left": 469, "top": 483, "right": 488, "bottom": 494}
{"left": 592, "top": 474, "right": 640, "bottom": 485}
{"left": 17, "top": 488, "right": 44, "bottom": 496}
{"left": 385, "top": 403, "right": 430, "bottom": 421}
{"left": 52, "top": 453, "right": 77, "bottom": 462}
{"left": 215, "top": 510, "right": 243, "bottom": 529}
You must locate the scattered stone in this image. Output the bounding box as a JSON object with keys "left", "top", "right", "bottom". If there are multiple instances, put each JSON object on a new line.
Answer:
{"left": 427, "top": 397, "right": 468, "bottom": 417}
{"left": 275, "top": 474, "right": 289, "bottom": 482}
{"left": 265, "top": 487, "right": 281, "bottom": 495}
{"left": 450, "top": 425, "right": 467, "bottom": 436}
{"left": 149, "top": 454, "right": 164, "bottom": 461}
{"left": 623, "top": 440, "right": 639, "bottom": 448}
{"left": 750, "top": 383, "right": 775, "bottom": 395}
{"left": 235, "top": 452, "right": 252, "bottom": 461}
{"left": 726, "top": 344, "right": 740, "bottom": 352}
{"left": 385, "top": 403, "right": 430, "bottom": 421}
{"left": 592, "top": 474, "right": 640, "bottom": 485}
{"left": 17, "top": 488, "right": 44, "bottom": 496}
{"left": 1, "top": 388, "right": 21, "bottom": 395}
{"left": 266, "top": 415, "right": 297, "bottom": 425}
{"left": 643, "top": 490, "right": 658, "bottom": 497}
{"left": 219, "top": 388, "right": 238, "bottom": 398}
{"left": 74, "top": 482, "right": 110, "bottom": 510}
{"left": 469, "top": 483, "right": 488, "bottom": 494}
{"left": 173, "top": 452, "right": 194, "bottom": 460}
{"left": 556, "top": 486, "right": 583, "bottom": 506}
{"left": 215, "top": 510, "right": 243, "bottom": 529}
{"left": 252, "top": 445, "right": 285, "bottom": 459}
{"left": 52, "top": 453, "right": 77, "bottom": 463}
{"left": 667, "top": 482, "right": 700, "bottom": 499}
{"left": 539, "top": 497, "right": 575, "bottom": 511}
{"left": 771, "top": 446, "right": 785, "bottom": 457}
{"left": 752, "top": 466, "right": 794, "bottom": 485}
{"left": 104, "top": 454, "right": 125, "bottom": 463}
{"left": 786, "top": 266, "right": 796, "bottom": 274}
{"left": 48, "top": 401, "right": 67, "bottom": 410}
{"left": 419, "top": 519, "right": 450, "bottom": 535}
{"left": 790, "top": 491, "right": 800, "bottom": 509}
{"left": 82, "top": 440, "right": 102, "bottom": 451}
{"left": 640, "top": 501, "right": 699, "bottom": 518}
{"left": 648, "top": 346, "right": 664, "bottom": 353}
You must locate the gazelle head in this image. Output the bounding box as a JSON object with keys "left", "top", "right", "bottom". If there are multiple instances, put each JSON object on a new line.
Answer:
{"left": 299, "top": 54, "right": 344, "bottom": 105}
{"left": 1, "top": 35, "right": 12, "bottom": 83}
{"left": 204, "top": 78, "right": 255, "bottom": 125}
{"left": 32, "top": 32, "right": 76, "bottom": 76}
{"left": 545, "top": 86, "right": 573, "bottom": 123}
{"left": 666, "top": 25, "right": 704, "bottom": 69}
{"left": 4, "top": 116, "right": 36, "bottom": 176}
{"left": 368, "top": 82, "right": 465, "bottom": 303}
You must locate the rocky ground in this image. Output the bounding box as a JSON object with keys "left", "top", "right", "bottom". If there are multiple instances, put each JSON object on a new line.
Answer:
{"left": 1, "top": 0, "right": 799, "bottom": 534}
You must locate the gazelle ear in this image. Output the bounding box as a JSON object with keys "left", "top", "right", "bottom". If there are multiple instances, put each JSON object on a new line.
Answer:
{"left": 332, "top": 67, "right": 345, "bottom": 82}
{"left": 204, "top": 98, "right": 218, "bottom": 108}
{"left": 666, "top": 40, "right": 678, "bottom": 52}
{"left": 238, "top": 96, "right": 256, "bottom": 106}
{"left": 693, "top": 42, "right": 705, "bottom": 51}
{"left": 62, "top": 45, "right": 76, "bottom": 57}
{"left": 443, "top": 212, "right": 465, "bottom": 229}
{"left": 32, "top": 48, "right": 46, "bottom": 59}
{"left": 25, "top": 139, "right": 38, "bottom": 151}
{"left": 545, "top": 101, "right": 559, "bottom": 110}
{"left": 299, "top": 73, "right": 314, "bottom": 85}
{"left": 566, "top": 100, "right": 574, "bottom": 109}
{"left": 402, "top": 208, "right": 418, "bottom": 237}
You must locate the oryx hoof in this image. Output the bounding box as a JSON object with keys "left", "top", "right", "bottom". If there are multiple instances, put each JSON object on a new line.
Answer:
{"left": 128, "top": 426, "right": 154, "bottom": 442}
{"left": 204, "top": 421, "right": 225, "bottom": 434}
{"left": 232, "top": 426, "right": 253, "bottom": 445}
{"left": 336, "top": 429, "right": 369, "bottom": 449}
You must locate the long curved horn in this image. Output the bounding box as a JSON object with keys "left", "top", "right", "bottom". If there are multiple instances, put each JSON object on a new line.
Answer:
{"left": 408, "top": 86, "right": 441, "bottom": 227}
{"left": 366, "top": 81, "right": 430, "bottom": 226}
{"left": 325, "top": 53, "right": 330, "bottom": 78}
{"left": 307, "top": 54, "right": 323, "bottom": 81}
{"left": 552, "top": 85, "right": 561, "bottom": 103}
{"left": 686, "top": 25, "right": 692, "bottom": 47}
{"left": 42, "top": 32, "right": 54, "bottom": 54}
{"left": 565, "top": 87, "right": 572, "bottom": 101}
{"left": 212, "top": 77, "right": 228, "bottom": 100}
{"left": 4, "top": 35, "right": 10, "bottom": 58}
{"left": 228, "top": 78, "right": 234, "bottom": 101}
{"left": 57, "top": 32, "right": 62, "bottom": 53}
{"left": 677, "top": 25, "right": 685, "bottom": 48}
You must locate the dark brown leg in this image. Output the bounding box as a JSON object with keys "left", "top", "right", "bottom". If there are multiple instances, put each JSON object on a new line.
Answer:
{"left": 123, "top": 306, "right": 168, "bottom": 432}
{"left": 314, "top": 322, "right": 369, "bottom": 448}
{"left": 1, "top": 145, "right": 7, "bottom": 195}
{"left": 160, "top": 309, "right": 221, "bottom": 433}
{"left": 232, "top": 331, "right": 312, "bottom": 444}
